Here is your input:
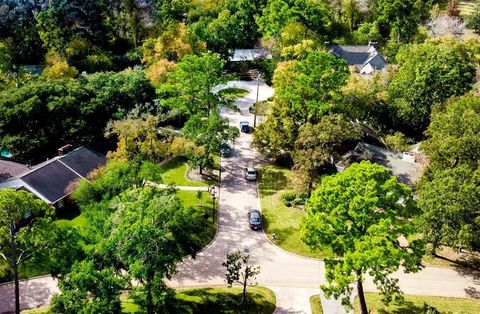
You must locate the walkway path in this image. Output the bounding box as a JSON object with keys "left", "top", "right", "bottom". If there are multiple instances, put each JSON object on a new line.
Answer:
{"left": 1, "top": 81, "right": 479, "bottom": 314}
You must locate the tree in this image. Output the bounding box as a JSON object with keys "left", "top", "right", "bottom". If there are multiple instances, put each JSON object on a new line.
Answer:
{"left": 51, "top": 260, "right": 125, "bottom": 314}
{"left": 445, "top": 0, "right": 461, "bottom": 18}
{"left": 254, "top": 51, "right": 349, "bottom": 157}
{"left": 159, "top": 53, "right": 228, "bottom": 117}
{"left": 105, "top": 115, "right": 171, "bottom": 162}
{"left": 369, "top": 0, "right": 432, "bottom": 43}
{"left": 417, "top": 165, "right": 480, "bottom": 252}
{"left": 223, "top": 250, "right": 260, "bottom": 306}
{"left": 102, "top": 187, "right": 205, "bottom": 313}
{"left": 182, "top": 111, "right": 239, "bottom": 174}
{"left": 422, "top": 95, "right": 480, "bottom": 170}
{"left": 302, "top": 161, "right": 425, "bottom": 313}
{"left": 142, "top": 23, "right": 206, "bottom": 63}
{"left": 388, "top": 39, "right": 477, "bottom": 134}
{"left": 427, "top": 14, "right": 466, "bottom": 38}
{"left": 0, "top": 69, "right": 155, "bottom": 162}
{"left": 42, "top": 52, "right": 78, "bottom": 79}
{"left": 292, "top": 114, "right": 361, "bottom": 193}
{"left": 418, "top": 95, "right": 480, "bottom": 252}
{"left": 0, "top": 0, "right": 45, "bottom": 63}
{"left": 0, "top": 189, "right": 55, "bottom": 314}
{"left": 256, "top": 0, "right": 330, "bottom": 38}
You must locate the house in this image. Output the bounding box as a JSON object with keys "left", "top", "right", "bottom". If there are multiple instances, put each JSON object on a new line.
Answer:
{"left": 229, "top": 49, "right": 272, "bottom": 62}
{"left": 335, "top": 142, "right": 425, "bottom": 186}
{"left": 0, "top": 145, "right": 107, "bottom": 208}
{"left": 330, "top": 43, "right": 387, "bottom": 74}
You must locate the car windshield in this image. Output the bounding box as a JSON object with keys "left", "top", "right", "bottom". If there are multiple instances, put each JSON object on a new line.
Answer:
{"left": 247, "top": 170, "right": 256, "bottom": 175}
{"left": 250, "top": 213, "right": 260, "bottom": 223}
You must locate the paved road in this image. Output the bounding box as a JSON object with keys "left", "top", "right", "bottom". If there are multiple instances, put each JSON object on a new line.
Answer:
{"left": 1, "top": 80, "right": 480, "bottom": 314}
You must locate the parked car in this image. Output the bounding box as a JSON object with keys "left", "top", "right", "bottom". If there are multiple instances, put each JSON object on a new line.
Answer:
{"left": 248, "top": 209, "right": 262, "bottom": 230}
{"left": 239, "top": 121, "right": 250, "bottom": 133}
{"left": 220, "top": 142, "right": 232, "bottom": 157}
{"left": 244, "top": 167, "right": 257, "bottom": 181}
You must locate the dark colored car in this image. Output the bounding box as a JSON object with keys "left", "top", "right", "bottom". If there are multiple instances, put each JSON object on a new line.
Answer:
{"left": 220, "top": 142, "right": 232, "bottom": 157}
{"left": 239, "top": 121, "right": 250, "bottom": 133}
{"left": 248, "top": 209, "right": 262, "bottom": 230}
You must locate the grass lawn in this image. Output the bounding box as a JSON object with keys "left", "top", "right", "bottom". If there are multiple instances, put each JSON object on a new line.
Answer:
{"left": 24, "top": 286, "right": 276, "bottom": 314}
{"left": 218, "top": 87, "right": 249, "bottom": 100}
{"left": 159, "top": 157, "right": 210, "bottom": 187}
{"left": 354, "top": 292, "right": 480, "bottom": 314}
{"left": 174, "top": 286, "right": 276, "bottom": 314}
{"left": 310, "top": 294, "right": 324, "bottom": 314}
{"left": 258, "top": 165, "right": 333, "bottom": 259}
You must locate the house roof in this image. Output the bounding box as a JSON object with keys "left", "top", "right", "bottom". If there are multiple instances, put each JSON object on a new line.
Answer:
{"left": 0, "top": 146, "right": 106, "bottom": 204}
{"left": 330, "top": 45, "right": 387, "bottom": 72}
{"left": 0, "top": 159, "right": 30, "bottom": 183}
{"left": 229, "top": 49, "right": 272, "bottom": 62}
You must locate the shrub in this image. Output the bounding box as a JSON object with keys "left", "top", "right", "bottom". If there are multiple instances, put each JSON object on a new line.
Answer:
{"left": 281, "top": 191, "right": 297, "bottom": 207}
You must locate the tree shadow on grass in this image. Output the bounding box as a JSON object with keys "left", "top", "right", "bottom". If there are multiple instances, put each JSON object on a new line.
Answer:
{"left": 375, "top": 300, "right": 423, "bottom": 314}
{"left": 258, "top": 169, "right": 289, "bottom": 196}
{"left": 173, "top": 288, "right": 275, "bottom": 314}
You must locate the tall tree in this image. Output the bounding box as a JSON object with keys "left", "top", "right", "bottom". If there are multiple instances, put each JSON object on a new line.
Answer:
{"left": 369, "top": 0, "right": 432, "bottom": 43}
{"left": 388, "top": 39, "right": 477, "bottom": 134}
{"left": 101, "top": 187, "right": 205, "bottom": 313}
{"left": 293, "top": 114, "right": 361, "bottom": 194}
{"left": 418, "top": 95, "right": 480, "bottom": 252}
{"left": 159, "top": 53, "right": 228, "bottom": 117}
{"left": 182, "top": 111, "right": 239, "bottom": 174}
{"left": 51, "top": 260, "right": 125, "bottom": 314}
{"left": 0, "top": 190, "right": 55, "bottom": 314}
{"left": 223, "top": 250, "right": 261, "bottom": 306}
{"left": 254, "top": 51, "right": 349, "bottom": 158}
{"left": 302, "top": 161, "right": 424, "bottom": 313}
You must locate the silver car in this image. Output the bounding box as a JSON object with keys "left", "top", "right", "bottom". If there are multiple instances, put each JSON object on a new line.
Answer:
{"left": 245, "top": 167, "right": 257, "bottom": 181}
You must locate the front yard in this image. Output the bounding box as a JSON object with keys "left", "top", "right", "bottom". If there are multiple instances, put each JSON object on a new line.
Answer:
{"left": 258, "top": 165, "right": 333, "bottom": 259}
{"left": 354, "top": 293, "right": 480, "bottom": 314}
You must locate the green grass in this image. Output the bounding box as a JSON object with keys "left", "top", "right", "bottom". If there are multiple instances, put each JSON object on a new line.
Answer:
{"left": 159, "top": 157, "right": 209, "bottom": 187}
{"left": 354, "top": 293, "right": 480, "bottom": 314}
{"left": 24, "top": 286, "right": 276, "bottom": 314}
{"left": 258, "top": 165, "right": 333, "bottom": 259}
{"left": 174, "top": 286, "right": 276, "bottom": 314}
{"left": 459, "top": 1, "right": 477, "bottom": 17}
{"left": 218, "top": 87, "right": 249, "bottom": 100}
{"left": 310, "top": 294, "right": 324, "bottom": 314}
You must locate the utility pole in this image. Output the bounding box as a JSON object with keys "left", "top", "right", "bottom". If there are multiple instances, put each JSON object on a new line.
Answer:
{"left": 254, "top": 70, "right": 260, "bottom": 128}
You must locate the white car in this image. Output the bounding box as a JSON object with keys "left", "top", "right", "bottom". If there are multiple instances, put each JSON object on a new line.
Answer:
{"left": 245, "top": 167, "right": 257, "bottom": 181}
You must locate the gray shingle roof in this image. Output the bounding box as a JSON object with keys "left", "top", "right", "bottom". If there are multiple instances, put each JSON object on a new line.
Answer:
{"left": 330, "top": 45, "right": 387, "bottom": 72}
{"left": 0, "top": 146, "right": 107, "bottom": 204}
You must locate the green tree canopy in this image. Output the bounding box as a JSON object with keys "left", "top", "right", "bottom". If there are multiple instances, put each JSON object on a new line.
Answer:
{"left": 254, "top": 51, "right": 349, "bottom": 157}
{"left": 0, "top": 189, "right": 55, "bottom": 314}
{"left": 293, "top": 114, "right": 361, "bottom": 193}
{"left": 418, "top": 95, "right": 480, "bottom": 252}
{"left": 100, "top": 187, "right": 205, "bottom": 313}
{"left": 302, "top": 161, "right": 424, "bottom": 313}
{"left": 422, "top": 95, "right": 480, "bottom": 170}
{"left": 0, "top": 69, "right": 155, "bottom": 162}
{"left": 257, "top": 0, "right": 330, "bottom": 38}
{"left": 159, "top": 53, "right": 228, "bottom": 118}
{"left": 51, "top": 260, "right": 125, "bottom": 314}
{"left": 388, "top": 39, "right": 477, "bottom": 134}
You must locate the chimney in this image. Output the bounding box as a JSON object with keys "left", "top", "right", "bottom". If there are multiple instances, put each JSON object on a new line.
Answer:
{"left": 58, "top": 144, "right": 74, "bottom": 156}
{"left": 369, "top": 41, "right": 379, "bottom": 49}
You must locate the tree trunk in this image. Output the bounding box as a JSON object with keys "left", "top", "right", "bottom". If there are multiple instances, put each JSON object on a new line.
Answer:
{"left": 10, "top": 223, "right": 20, "bottom": 314}
{"left": 357, "top": 277, "right": 368, "bottom": 314}
{"left": 145, "top": 281, "right": 153, "bottom": 314}
{"left": 241, "top": 272, "right": 247, "bottom": 306}
{"left": 199, "top": 165, "right": 203, "bottom": 175}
